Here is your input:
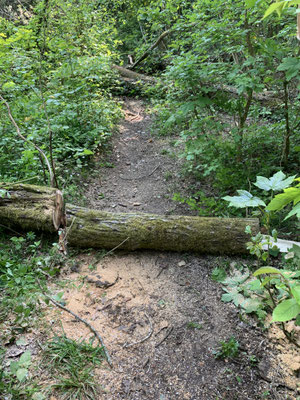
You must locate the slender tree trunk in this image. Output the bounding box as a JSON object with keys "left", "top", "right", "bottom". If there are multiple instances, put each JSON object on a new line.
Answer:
{"left": 282, "top": 80, "right": 290, "bottom": 167}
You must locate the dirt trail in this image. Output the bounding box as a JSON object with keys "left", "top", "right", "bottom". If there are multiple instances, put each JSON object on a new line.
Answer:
{"left": 85, "top": 98, "right": 194, "bottom": 216}
{"left": 52, "top": 98, "right": 299, "bottom": 399}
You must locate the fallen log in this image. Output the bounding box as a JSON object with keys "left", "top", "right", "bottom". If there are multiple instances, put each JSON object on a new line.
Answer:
{"left": 0, "top": 184, "right": 259, "bottom": 255}
{"left": 112, "top": 65, "right": 282, "bottom": 104}
{"left": 0, "top": 183, "right": 64, "bottom": 232}
{"left": 66, "top": 205, "right": 259, "bottom": 254}
{"left": 111, "top": 65, "right": 157, "bottom": 84}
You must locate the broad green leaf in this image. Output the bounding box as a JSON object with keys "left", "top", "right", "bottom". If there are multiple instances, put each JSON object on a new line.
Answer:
{"left": 245, "top": 225, "right": 252, "bottom": 234}
{"left": 19, "top": 350, "right": 31, "bottom": 365}
{"left": 82, "top": 149, "right": 94, "bottom": 155}
{"left": 223, "top": 190, "right": 266, "bottom": 208}
{"left": 272, "top": 298, "right": 300, "bottom": 322}
{"left": 254, "top": 171, "right": 295, "bottom": 192}
{"left": 284, "top": 202, "right": 300, "bottom": 220}
{"left": 291, "top": 285, "right": 300, "bottom": 305}
{"left": 223, "top": 271, "right": 249, "bottom": 286}
{"left": 263, "top": 1, "right": 285, "bottom": 19}
{"left": 222, "top": 288, "right": 245, "bottom": 307}
{"left": 248, "top": 279, "right": 262, "bottom": 291}
{"left": 267, "top": 186, "right": 300, "bottom": 211}
{"left": 10, "top": 361, "right": 19, "bottom": 374}
{"left": 2, "top": 81, "right": 16, "bottom": 90}
{"left": 32, "top": 393, "right": 46, "bottom": 400}
{"left": 290, "top": 244, "right": 300, "bottom": 258}
{"left": 16, "top": 337, "right": 27, "bottom": 346}
{"left": 16, "top": 368, "right": 28, "bottom": 382}
{"left": 253, "top": 266, "right": 282, "bottom": 276}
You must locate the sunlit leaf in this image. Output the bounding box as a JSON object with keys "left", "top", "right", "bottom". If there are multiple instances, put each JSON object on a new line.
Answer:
{"left": 223, "top": 190, "right": 266, "bottom": 208}
{"left": 254, "top": 171, "right": 295, "bottom": 192}
{"left": 253, "top": 266, "right": 282, "bottom": 276}
{"left": 272, "top": 298, "right": 300, "bottom": 322}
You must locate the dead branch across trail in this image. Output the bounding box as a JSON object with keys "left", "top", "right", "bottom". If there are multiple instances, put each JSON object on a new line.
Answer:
{"left": 0, "top": 183, "right": 259, "bottom": 255}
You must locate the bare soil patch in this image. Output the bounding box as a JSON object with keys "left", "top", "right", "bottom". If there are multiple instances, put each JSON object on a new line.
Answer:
{"left": 51, "top": 251, "right": 299, "bottom": 400}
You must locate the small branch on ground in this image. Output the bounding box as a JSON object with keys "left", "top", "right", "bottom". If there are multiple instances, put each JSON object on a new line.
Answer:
{"left": 92, "top": 237, "right": 130, "bottom": 267}
{"left": 155, "top": 326, "right": 173, "bottom": 348}
{"left": 36, "top": 278, "right": 113, "bottom": 367}
{"left": 124, "top": 312, "right": 153, "bottom": 348}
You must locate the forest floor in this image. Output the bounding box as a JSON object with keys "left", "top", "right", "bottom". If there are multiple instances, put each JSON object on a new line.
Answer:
{"left": 51, "top": 98, "right": 299, "bottom": 399}
{"left": 5, "top": 98, "right": 299, "bottom": 400}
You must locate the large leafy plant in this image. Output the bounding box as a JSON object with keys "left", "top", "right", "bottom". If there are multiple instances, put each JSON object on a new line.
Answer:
{"left": 223, "top": 171, "right": 298, "bottom": 226}
{"left": 223, "top": 171, "right": 300, "bottom": 346}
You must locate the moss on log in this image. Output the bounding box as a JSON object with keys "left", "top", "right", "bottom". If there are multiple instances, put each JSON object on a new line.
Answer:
{"left": 0, "top": 183, "right": 64, "bottom": 232}
{"left": 0, "top": 183, "right": 259, "bottom": 254}
{"left": 66, "top": 205, "right": 259, "bottom": 255}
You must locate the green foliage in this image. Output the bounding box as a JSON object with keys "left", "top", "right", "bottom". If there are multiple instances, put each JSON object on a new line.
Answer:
{"left": 187, "top": 322, "right": 203, "bottom": 330}
{"left": 223, "top": 172, "right": 299, "bottom": 234}
{"left": 267, "top": 178, "right": 300, "bottom": 220}
{"left": 264, "top": 0, "right": 300, "bottom": 19}
{"left": 10, "top": 350, "right": 31, "bottom": 383}
{"left": 221, "top": 269, "right": 266, "bottom": 317}
{"left": 0, "top": 0, "right": 122, "bottom": 185}
{"left": 0, "top": 232, "right": 58, "bottom": 331}
{"left": 253, "top": 267, "right": 300, "bottom": 324}
{"left": 254, "top": 171, "right": 296, "bottom": 192}
{"left": 43, "top": 335, "right": 104, "bottom": 399}
{"left": 214, "top": 337, "right": 240, "bottom": 360}
{"left": 211, "top": 267, "right": 227, "bottom": 283}
{"left": 223, "top": 190, "right": 266, "bottom": 208}
{"left": 147, "top": 0, "right": 299, "bottom": 204}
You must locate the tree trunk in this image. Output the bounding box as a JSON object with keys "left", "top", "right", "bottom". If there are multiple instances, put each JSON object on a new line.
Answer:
{"left": 66, "top": 205, "right": 258, "bottom": 254}
{"left": 0, "top": 184, "right": 259, "bottom": 255}
{"left": 0, "top": 183, "right": 64, "bottom": 232}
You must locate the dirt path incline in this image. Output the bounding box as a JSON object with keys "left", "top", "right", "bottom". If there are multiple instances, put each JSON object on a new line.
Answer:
{"left": 85, "top": 98, "right": 193, "bottom": 216}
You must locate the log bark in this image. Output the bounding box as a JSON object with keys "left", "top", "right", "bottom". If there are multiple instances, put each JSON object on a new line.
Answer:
{"left": 66, "top": 205, "right": 259, "bottom": 255}
{"left": 0, "top": 184, "right": 259, "bottom": 254}
{"left": 111, "top": 65, "right": 157, "bottom": 84}
{"left": 0, "top": 183, "right": 64, "bottom": 232}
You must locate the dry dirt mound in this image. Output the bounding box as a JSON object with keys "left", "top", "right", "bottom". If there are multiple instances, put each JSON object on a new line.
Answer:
{"left": 49, "top": 252, "right": 299, "bottom": 400}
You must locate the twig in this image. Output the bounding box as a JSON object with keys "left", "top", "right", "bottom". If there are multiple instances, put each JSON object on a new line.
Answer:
{"left": 120, "top": 164, "right": 160, "bottom": 181}
{"left": 64, "top": 217, "right": 76, "bottom": 240}
{"left": 104, "top": 237, "right": 130, "bottom": 257}
{"left": 93, "top": 237, "right": 130, "bottom": 266}
{"left": 155, "top": 326, "right": 173, "bottom": 348}
{"left": 124, "top": 313, "right": 153, "bottom": 348}
{"left": 36, "top": 76, "right": 59, "bottom": 188}
{"left": 36, "top": 278, "right": 113, "bottom": 367}
{"left": 156, "top": 265, "right": 168, "bottom": 278}
{"left": 0, "top": 224, "right": 25, "bottom": 236}
{"left": 0, "top": 95, "right": 55, "bottom": 187}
